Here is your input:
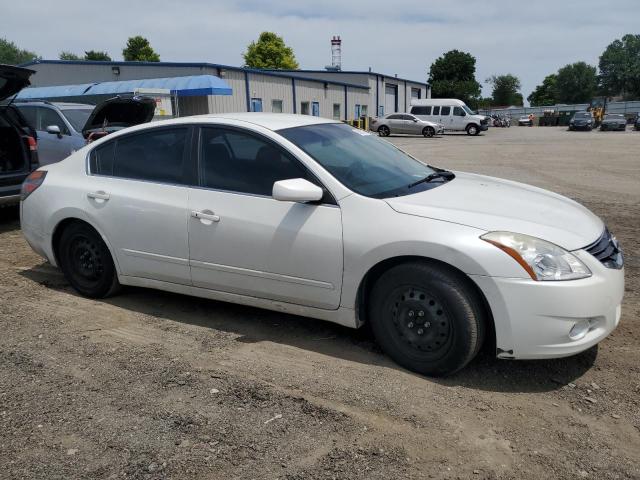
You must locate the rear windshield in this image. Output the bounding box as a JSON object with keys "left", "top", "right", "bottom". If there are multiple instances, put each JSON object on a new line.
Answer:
{"left": 62, "top": 108, "right": 93, "bottom": 132}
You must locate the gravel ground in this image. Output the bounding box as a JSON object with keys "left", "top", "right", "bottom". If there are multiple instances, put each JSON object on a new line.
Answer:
{"left": 0, "top": 126, "right": 638, "bottom": 479}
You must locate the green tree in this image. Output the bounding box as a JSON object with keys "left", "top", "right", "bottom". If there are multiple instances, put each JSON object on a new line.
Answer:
{"left": 527, "top": 74, "right": 557, "bottom": 106}
{"left": 554, "top": 62, "right": 598, "bottom": 103}
{"left": 84, "top": 50, "right": 111, "bottom": 61}
{"left": 428, "top": 49, "right": 482, "bottom": 107}
{"left": 599, "top": 34, "right": 640, "bottom": 98}
{"left": 0, "top": 37, "right": 38, "bottom": 65}
{"left": 59, "top": 51, "right": 82, "bottom": 60}
{"left": 243, "top": 32, "right": 299, "bottom": 69}
{"left": 487, "top": 74, "right": 523, "bottom": 106}
{"left": 122, "top": 36, "right": 160, "bottom": 62}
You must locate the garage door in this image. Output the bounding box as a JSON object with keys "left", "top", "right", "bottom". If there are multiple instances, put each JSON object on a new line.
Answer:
{"left": 385, "top": 84, "right": 398, "bottom": 113}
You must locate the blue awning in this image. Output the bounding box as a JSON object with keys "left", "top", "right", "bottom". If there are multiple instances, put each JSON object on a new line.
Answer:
{"left": 16, "top": 74, "right": 232, "bottom": 99}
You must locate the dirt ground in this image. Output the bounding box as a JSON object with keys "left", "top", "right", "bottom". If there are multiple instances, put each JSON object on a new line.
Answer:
{"left": 0, "top": 126, "right": 638, "bottom": 479}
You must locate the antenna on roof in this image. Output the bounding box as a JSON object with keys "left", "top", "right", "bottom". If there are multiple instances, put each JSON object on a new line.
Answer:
{"left": 325, "top": 36, "right": 342, "bottom": 71}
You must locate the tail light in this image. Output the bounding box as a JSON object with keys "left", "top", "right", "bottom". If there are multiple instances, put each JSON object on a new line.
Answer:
{"left": 26, "top": 136, "right": 37, "bottom": 151}
{"left": 21, "top": 170, "right": 47, "bottom": 201}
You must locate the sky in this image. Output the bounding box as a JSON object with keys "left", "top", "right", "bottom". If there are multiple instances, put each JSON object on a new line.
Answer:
{"left": 2, "top": 0, "right": 639, "bottom": 103}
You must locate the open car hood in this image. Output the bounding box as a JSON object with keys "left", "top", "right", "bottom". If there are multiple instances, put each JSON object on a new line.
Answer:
{"left": 82, "top": 95, "right": 156, "bottom": 139}
{"left": 0, "top": 64, "right": 35, "bottom": 101}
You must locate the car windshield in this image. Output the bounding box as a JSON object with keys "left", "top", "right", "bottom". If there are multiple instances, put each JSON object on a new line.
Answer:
{"left": 278, "top": 123, "right": 438, "bottom": 199}
{"left": 605, "top": 114, "right": 623, "bottom": 120}
{"left": 462, "top": 105, "right": 474, "bottom": 115}
{"left": 574, "top": 113, "right": 590, "bottom": 118}
{"left": 62, "top": 108, "right": 93, "bottom": 131}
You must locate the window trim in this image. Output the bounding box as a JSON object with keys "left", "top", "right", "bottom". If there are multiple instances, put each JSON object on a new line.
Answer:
{"left": 194, "top": 124, "right": 337, "bottom": 206}
{"left": 86, "top": 124, "right": 196, "bottom": 187}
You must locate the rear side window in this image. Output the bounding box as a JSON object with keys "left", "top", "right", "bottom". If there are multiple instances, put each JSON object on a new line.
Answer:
{"left": 16, "top": 106, "right": 37, "bottom": 129}
{"left": 199, "top": 127, "right": 309, "bottom": 197}
{"left": 411, "top": 106, "right": 431, "bottom": 115}
{"left": 441, "top": 106, "right": 451, "bottom": 116}
{"left": 387, "top": 114, "right": 403, "bottom": 120}
{"left": 89, "top": 127, "right": 190, "bottom": 185}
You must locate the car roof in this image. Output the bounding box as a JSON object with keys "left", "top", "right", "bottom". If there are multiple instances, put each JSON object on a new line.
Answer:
{"left": 411, "top": 99, "right": 466, "bottom": 106}
{"left": 188, "top": 113, "right": 340, "bottom": 131}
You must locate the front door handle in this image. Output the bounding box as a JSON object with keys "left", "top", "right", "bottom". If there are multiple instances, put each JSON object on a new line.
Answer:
{"left": 191, "top": 210, "right": 220, "bottom": 223}
{"left": 87, "top": 191, "right": 110, "bottom": 201}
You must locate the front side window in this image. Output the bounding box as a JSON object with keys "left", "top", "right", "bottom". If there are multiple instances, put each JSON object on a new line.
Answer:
{"left": 39, "top": 107, "right": 69, "bottom": 134}
{"left": 279, "top": 123, "right": 438, "bottom": 199}
{"left": 453, "top": 106, "right": 465, "bottom": 116}
{"left": 90, "top": 127, "right": 190, "bottom": 185}
{"left": 199, "top": 127, "right": 309, "bottom": 197}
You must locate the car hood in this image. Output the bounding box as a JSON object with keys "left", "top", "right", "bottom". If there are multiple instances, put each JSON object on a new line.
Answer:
{"left": 82, "top": 95, "right": 156, "bottom": 138}
{"left": 0, "top": 64, "right": 35, "bottom": 101}
{"left": 385, "top": 172, "right": 603, "bottom": 250}
{"left": 602, "top": 118, "right": 624, "bottom": 124}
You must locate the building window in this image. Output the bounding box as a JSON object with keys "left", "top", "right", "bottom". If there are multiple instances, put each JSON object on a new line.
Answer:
{"left": 333, "top": 103, "right": 341, "bottom": 120}
{"left": 251, "top": 98, "right": 263, "bottom": 112}
{"left": 312, "top": 102, "right": 320, "bottom": 117}
{"left": 411, "top": 87, "right": 421, "bottom": 100}
{"left": 301, "top": 102, "right": 310, "bottom": 115}
{"left": 272, "top": 99, "right": 283, "bottom": 113}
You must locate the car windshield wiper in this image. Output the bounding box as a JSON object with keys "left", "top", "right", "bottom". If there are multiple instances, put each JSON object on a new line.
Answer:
{"left": 407, "top": 170, "right": 455, "bottom": 189}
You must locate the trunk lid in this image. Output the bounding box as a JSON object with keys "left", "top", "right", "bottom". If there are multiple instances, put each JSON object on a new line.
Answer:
{"left": 0, "top": 64, "right": 35, "bottom": 101}
{"left": 82, "top": 95, "right": 156, "bottom": 139}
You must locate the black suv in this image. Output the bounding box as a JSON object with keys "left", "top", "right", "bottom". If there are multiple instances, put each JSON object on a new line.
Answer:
{"left": 0, "top": 65, "right": 39, "bottom": 206}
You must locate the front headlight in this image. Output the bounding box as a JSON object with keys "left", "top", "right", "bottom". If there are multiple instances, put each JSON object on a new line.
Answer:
{"left": 481, "top": 232, "right": 591, "bottom": 281}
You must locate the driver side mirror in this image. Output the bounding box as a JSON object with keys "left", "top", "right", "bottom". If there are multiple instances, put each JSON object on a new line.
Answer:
{"left": 46, "top": 125, "right": 62, "bottom": 137}
{"left": 273, "top": 178, "right": 323, "bottom": 203}
{"left": 412, "top": 118, "right": 418, "bottom": 122}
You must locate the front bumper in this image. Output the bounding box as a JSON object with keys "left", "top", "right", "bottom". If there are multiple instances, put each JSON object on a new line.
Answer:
{"left": 480, "top": 124, "right": 489, "bottom": 131}
{"left": 471, "top": 250, "right": 624, "bottom": 359}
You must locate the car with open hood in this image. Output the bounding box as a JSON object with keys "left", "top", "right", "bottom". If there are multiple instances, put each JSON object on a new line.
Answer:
{"left": 20, "top": 113, "right": 625, "bottom": 376}
{"left": 0, "top": 64, "right": 39, "bottom": 206}
{"left": 14, "top": 95, "right": 156, "bottom": 165}
{"left": 599, "top": 114, "right": 626, "bottom": 131}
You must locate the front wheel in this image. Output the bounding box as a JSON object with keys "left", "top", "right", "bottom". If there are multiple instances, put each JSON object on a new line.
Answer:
{"left": 377, "top": 125, "right": 390, "bottom": 137}
{"left": 422, "top": 126, "right": 435, "bottom": 138}
{"left": 466, "top": 124, "right": 479, "bottom": 136}
{"left": 58, "top": 222, "right": 120, "bottom": 298}
{"left": 369, "top": 262, "right": 486, "bottom": 376}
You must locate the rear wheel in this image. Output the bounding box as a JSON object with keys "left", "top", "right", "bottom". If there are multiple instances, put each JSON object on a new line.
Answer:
{"left": 378, "top": 125, "right": 390, "bottom": 137}
{"left": 369, "top": 262, "right": 485, "bottom": 376}
{"left": 466, "top": 124, "right": 479, "bottom": 136}
{"left": 422, "top": 126, "right": 435, "bottom": 138}
{"left": 57, "top": 222, "right": 120, "bottom": 298}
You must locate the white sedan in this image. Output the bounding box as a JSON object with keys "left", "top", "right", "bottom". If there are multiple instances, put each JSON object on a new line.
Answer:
{"left": 20, "top": 113, "right": 624, "bottom": 376}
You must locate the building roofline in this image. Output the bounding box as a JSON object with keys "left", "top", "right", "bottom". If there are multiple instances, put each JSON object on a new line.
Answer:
{"left": 19, "top": 59, "right": 370, "bottom": 90}
{"left": 261, "top": 68, "right": 426, "bottom": 85}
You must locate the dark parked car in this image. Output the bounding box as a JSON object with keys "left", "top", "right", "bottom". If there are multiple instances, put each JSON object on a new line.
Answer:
{"left": 599, "top": 114, "right": 626, "bottom": 131}
{"left": 568, "top": 111, "right": 594, "bottom": 131}
{"left": 633, "top": 113, "right": 640, "bottom": 131}
{"left": 0, "top": 65, "right": 39, "bottom": 206}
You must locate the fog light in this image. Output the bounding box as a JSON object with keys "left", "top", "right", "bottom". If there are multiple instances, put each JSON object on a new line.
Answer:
{"left": 569, "top": 320, "right": 590, "bottom": 340}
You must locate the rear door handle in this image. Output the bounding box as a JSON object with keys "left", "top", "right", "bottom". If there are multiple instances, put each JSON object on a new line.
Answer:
{"left": 191, "top": 210, "right": 220, "bottom": 223}
{"left": 87, "top": 191, "right": 110, "bottom": 201}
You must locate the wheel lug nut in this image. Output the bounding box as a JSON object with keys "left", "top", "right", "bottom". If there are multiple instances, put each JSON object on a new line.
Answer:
{"left": 418, "top": 311, "right": 425, "bottom": 317}
{"left": 408, "top": 311, "right": 415, "bottom": 317}
{"left": 417, "top": 328, "right": 424, "bottom": 335}
{"left": 407, "top": 322, "right": 414, "bottom": 328}
{"left": 424, "top": 321, "right": 431, "bottom": 328}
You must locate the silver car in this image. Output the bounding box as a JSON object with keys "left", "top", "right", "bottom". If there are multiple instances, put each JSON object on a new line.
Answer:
{"left": 371, "top": 113, "right": 444, "bottom": 137}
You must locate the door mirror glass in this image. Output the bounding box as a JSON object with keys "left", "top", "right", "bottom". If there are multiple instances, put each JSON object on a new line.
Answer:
{"left": 46, "top": 124, "right": 61, "bottom": 135}
{"left": 273, "top": 178, "right": 323, "bottom": 203}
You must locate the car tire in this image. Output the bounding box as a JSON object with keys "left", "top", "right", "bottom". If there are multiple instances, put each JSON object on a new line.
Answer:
{"left": 466, "top": 124, "right": 479, "bottom": 136}
{"left": 422, "top": 126, "right": 435, "bottom": 138}
{"left": 378, "top": 125, "right": 390, "bottom": 137}
{"left": 568, "top": 126, "right": 573, "bottom": 131}
{"left": 369, "top": 262, "right": 486, "bottom": 377}
{"left": 58, "top": 222, "right": 120, "bottom": 298}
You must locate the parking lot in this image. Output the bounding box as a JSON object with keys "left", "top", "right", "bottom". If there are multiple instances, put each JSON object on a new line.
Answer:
{"left": 0, "top": 126, "right": 638, "bottom": 479}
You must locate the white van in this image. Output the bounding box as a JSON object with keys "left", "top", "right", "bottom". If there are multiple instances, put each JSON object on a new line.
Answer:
{"left": 409, "top": 99, "right": 488, "bottom": 135}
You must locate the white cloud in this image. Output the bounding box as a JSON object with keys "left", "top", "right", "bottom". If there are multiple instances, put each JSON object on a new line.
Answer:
{"left": 2, "top": 0, "right": 639, "bottom": 101}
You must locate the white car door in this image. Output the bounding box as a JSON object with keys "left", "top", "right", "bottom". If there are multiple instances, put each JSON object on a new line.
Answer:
{"left": 440, "top": 106, "right": 454, "bottom": 130}
{"left": 452, "top": 106, "right": 467, "bottom": 130}
{"left": 84, "top": 126, "right": 193, "bottom": 285}
{"left": 188, "top": 126, "right": 343, "bottom": 310}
